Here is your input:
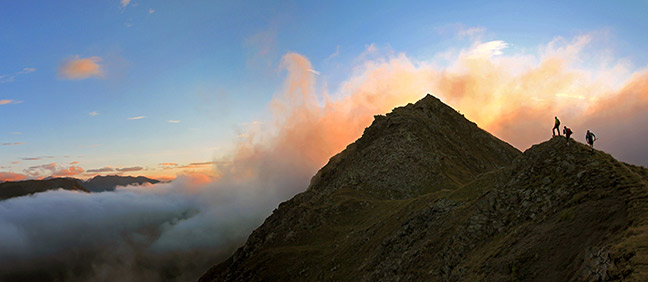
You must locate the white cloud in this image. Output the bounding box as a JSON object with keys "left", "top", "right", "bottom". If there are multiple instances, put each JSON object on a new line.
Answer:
{"left": 128, "top": 116, "right": 146, "bottom": 120}
{"left": 167, "top": 120, "right": 180, "bottom": 123}
{"left": 308, "top": 69, "right": 320, "bottom": 75}
{"left": 120, "top": 0, "right": 130, "bottom": 8}
{"left": 18, "top": 68, "right": 36, "bottom": 74}
{"left": 89, "top": 111, "right": 99, "bottom": 116}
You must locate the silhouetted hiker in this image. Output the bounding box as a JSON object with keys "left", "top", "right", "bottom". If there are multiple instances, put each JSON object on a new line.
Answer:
{"left": 563, "top": 126, "right": 573, "bottom": 144}
{"left": 552, "top": 116, "right": 561, "bottom": 136}
{"left": 586, "top": 130, "right": 597, "bottom": 151}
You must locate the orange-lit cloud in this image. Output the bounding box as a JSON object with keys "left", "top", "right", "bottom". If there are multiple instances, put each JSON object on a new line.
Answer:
{"left": 59, "top": 56, "right": 104, "bottom": 80}
{"left": 159, "top": 163, "right": 178, "bottom": 167}
{"left": 0, "top": 172, "right": 27, "bottom": 182}
{"left": 52, "top": 166, "right": 84, "bottom": 177}
{"left": 1, "top": 142, "right": 23, "bottom": 146}
{"left": 0, "top": 100, "right": 23, "bottom": 105}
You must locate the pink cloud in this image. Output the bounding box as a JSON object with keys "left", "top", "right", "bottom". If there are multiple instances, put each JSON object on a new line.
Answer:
{"left": 59, "top": 56, "right": 104, "bottom": 80}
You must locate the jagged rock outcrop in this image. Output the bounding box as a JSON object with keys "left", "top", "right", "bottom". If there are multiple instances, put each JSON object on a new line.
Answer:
{"left": 200, "top": 94, "right": 648, "bottom": 281}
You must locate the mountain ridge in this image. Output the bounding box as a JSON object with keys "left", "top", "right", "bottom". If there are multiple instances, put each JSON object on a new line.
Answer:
{"left": 0, "top": 175, "right": 160, "bottom": 200}
{"left": 200, "top": 94, "right": 648, "bottom": 281}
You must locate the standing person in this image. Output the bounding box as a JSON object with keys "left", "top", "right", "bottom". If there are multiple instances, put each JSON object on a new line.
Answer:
{"left": 563, "top": 126, "right": 573, "bottom": 144}
{"left": 586, "top": 130, "right": 597, "bottom": 151}
{"left": 553, "top": 116, "right": 561, "bottom": 136}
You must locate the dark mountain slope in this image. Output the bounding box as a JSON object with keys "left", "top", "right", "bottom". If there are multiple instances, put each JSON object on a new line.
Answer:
{"left": 83, "top": 175, "right": 160, "bottom": 192}
{"left": 200, "top": 94, "right": 648, "bottom": 281}
{"left": 0, "top": 178, "right": 89, "bottom": 200}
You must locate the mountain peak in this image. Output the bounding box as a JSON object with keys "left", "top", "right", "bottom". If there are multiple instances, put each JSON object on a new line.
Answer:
{"left": 200, "top": 94, "right": 648, "bottom": 281}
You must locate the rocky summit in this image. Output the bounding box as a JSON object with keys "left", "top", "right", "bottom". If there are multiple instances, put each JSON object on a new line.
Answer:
{"left": 199, "top": 94, "right": 648, "bottom": 281}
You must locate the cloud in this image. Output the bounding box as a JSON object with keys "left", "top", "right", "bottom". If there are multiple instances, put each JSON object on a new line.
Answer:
{"left": 89, "top": 111, "right": 99, "bottom": 116}
{"left": 120, "top": 0, "right": 130, "bottom": 8}
{"left": 58, "top": 56, "right": 104, "bottom": 80}
{"left": 116, "top": 166, "right": 143, "bottom": 172}
{"left": 0, "top": 67, "right": 36, "bottom": 83}
{"left": 457, "top": 26, "right": 486, "bottom": 39}
{"left": 0, "top": 172, "right": 27, "bottom": 182}
{"left": 308, "top": 69, "right": 320, "bottom": 75}
{"left": 325, "top": 45, "right": 341, "bottom": 61}
{"left": 52, "top": 166, "right": 84, "bottom": 177}
{"left": 1, "top": 142, "right": 23, "bottom": 146}
{"left": 86, "top": 167, "right": 114, "bottom": 173}
{"left": 159, "top": 163, "right": 178, "bottom": 167}
{"left": 245, "top": 26, "right": 278, "bottom": 69}
{"left": 22, "top": 163, "right": 84, "bottom": 178}
{"left": 17, "top": 68, "right": 36, "bottom": 74}
{"left": 167, "top": 120, "right": 180, "bottom": 123}
{"left": 465, "top": 40, "right": 509, "bottom": 58}
{"left": 0, "top": 100, "right": 23, "bottom": 105}
{"left": 149, "top": 8, "right": 155, "bottom": 14}
{"left": 21, "top": 156, "right": 53, "bottom": 161}
{"left": 70, "top": 161, "right": 78, "bottom": 165}
{"left": 9, "top": 132, "right": 21, "bottom": 135}
{"left": 128, "top": 116, "right": 146, "bottom": 120}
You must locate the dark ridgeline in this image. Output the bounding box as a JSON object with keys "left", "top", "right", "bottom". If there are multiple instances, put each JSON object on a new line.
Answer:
{"left": 200, "top": 94, "right": 648, "bottom": 281}
{"left": 0, "top": 175, "right": 160, "bottom": 200}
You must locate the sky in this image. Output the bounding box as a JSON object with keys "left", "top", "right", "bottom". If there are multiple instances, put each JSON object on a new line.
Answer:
{"left": 1, "top": 0, "right": 648, "bottom": 182}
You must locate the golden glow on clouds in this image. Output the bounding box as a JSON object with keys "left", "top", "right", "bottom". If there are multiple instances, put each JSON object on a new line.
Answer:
{"left": 59, "top": 56, "right": 104, "bottom": 80}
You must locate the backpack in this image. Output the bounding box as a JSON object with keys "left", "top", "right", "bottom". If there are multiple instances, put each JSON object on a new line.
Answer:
{"left": 566, "top": 128, "right": 572, "bottom": 135}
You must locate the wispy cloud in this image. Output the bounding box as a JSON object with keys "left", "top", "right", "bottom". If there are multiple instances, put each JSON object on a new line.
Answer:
{"left": 128, "top": 116, "right": 146, "bottom": 120}
{"left": 159, "top": 163, "right": 178, "bottom": 167}
{"left": 0, "top": 67, "right": 36, "bottom": 83}
{"left": 120, "top": 0, "right": 130, "bottom": 8}
{"left": 59, "top": 56, "right": 104, "bottom": 80}
{"left": 167, "top": 120, "right": 180, "bottom": 123}
{"left": 325, "top": 45, "right": 340, "bottom": 61}
{"left": 0, "top": 100, "right": 23, "bottom": 105}
{"left": 23, "top": 163, "right": 84, "bottom": 177}
{"left": 89, "top": 111, "right": 99, "bottom": 116}
{"left": 70, "top": 161, "right": 78, "bottom": 165}
{"left": 308, "top": 69, "right": 320, "bottom": 75}
{"left": 116, "top": 166, "right": 143, "bottom": 172}
{"left": 87, "top": 167, "right": 114, "bottom": 173}
{"left": 149, "top": 8, "right": 155, "bottom": 14}
{"left": 22, "top": 156, "right": 53, "bottom": 161}
{"left": 1, "top": 142, "right": 24, "bottom": 146}
{"left": 9, "top": 132, "right": 22, "bottom": 135}
{"left": 17, "top": 68, "right": 36, "bottom": 74}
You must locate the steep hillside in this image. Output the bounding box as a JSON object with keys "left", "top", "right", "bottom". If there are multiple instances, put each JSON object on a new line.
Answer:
{"left": 200, "top": 94, "right": 648, "bottom": 281}
{"left": 0, "top": 178, "right": 89, "bottom": 200}
{"left": 83, "top": 175, "right": 160, "bottom": 192}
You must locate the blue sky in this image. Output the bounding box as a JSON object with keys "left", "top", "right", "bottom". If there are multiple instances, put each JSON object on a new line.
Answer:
{"left": 2, "top": 0, "right": 647, "bottom": 180}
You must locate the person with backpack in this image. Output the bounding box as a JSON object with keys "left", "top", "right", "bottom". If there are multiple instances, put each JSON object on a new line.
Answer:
{"left": 553, "top": 116, "right": 561, "bottom": 136}
{"left": 563, "top": 126, "right": 573, "bottom": 144}
{"left": 586, "top": 130, "right": 597, "bottom": 151}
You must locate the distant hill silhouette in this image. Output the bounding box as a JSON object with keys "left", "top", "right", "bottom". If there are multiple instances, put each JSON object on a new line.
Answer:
{"left": 200, "top": 94, "right": 648, "bottom": 281}
{"left": 0, "top": 175, "right": 160, "bottom": 200}
{"left": 0, "top": 178, "right": 88, "bottom": 200}
{"left": 83, "top": 175, "right": 160, "bottom": 192}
